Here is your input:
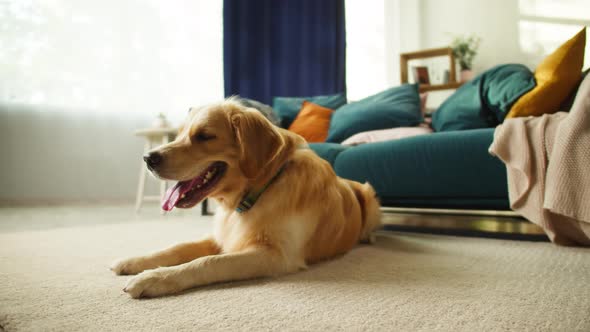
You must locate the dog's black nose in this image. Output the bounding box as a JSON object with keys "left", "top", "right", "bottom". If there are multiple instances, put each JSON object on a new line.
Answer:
{"left": 143, "top": 152, "right": 162, "bottom": 169}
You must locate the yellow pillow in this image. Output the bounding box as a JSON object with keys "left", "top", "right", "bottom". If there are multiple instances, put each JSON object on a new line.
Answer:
{"left": 288, "top": 101, "right": 334, "bottom": 142}
{"left": 506, "top": 27, "right": 586, "bottom": 118}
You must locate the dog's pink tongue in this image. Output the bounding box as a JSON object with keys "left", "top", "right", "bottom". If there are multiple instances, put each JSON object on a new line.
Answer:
{"left": 162, "top": 181, "right": 193, "bottom": 211}
{"left": 162, "top": 183, "right": 182, "bottom": 211}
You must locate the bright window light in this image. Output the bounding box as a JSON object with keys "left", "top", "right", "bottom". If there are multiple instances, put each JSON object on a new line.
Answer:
{"left": 519, "top": 0, "right": 590, "bottom": 21}
{"left": 519, "top": 21, "right": 589, "bottom": 63}
{"left": 0, "top": 0, "right": 223, "bottom": 123}
{"left": 345, "top": 0, "right": 388, "bottom": 101}
{"left": 518, "top": 0, "right": 590, "bottom": 69}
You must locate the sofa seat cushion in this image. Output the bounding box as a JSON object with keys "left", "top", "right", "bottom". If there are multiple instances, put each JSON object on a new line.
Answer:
{"left": 308, "top": 143, "right": 350, "bottom": 166}
{"left": 333, "top": 128, "right": 509, "bottom": 209}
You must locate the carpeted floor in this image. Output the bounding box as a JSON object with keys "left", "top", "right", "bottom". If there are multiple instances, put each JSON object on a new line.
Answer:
{"left": 0, "top": 205, "right": 589, "bottom": 331}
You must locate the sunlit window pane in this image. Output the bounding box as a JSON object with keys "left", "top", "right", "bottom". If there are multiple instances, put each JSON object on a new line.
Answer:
{"left": 519, "top": 21, "right": 590, "bottom": 69}
{"left": 0, "top": 0, "right": 223, "bottom": 123}
{"left": 519, "top": 0, "right": 590, "bottom": 21}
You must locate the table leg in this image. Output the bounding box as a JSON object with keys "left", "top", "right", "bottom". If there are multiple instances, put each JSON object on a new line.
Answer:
{"left": 159, "top": 135, "right": 170, "bottom": 215}
{"left": 201, "top": 199, "right": 209, "bottom": 216}
{"left": 135, "top": 140, "right": 150, "bottom": 213}
{"left": 159, "top": 135, "right": 170, "bottom": 200}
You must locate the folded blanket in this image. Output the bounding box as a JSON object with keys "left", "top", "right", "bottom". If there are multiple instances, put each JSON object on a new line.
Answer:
{"left": 489, "top": 74, "right": 590, "bottom": 246}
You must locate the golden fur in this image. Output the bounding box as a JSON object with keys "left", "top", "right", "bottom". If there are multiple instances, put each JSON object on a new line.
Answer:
{"left": 111, "top": 98, "right": 381, "bottom": 298}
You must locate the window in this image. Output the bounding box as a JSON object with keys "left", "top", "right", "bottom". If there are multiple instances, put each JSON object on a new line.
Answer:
{"left": 0, "top": 0, "right": 223, "bottom": 123}
{"left": 518, "top": 0, "right": 590, "bottom": 68}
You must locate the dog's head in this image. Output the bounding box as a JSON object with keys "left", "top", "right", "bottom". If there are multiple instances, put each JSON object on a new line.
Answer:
{"left": 146, "top": 98, "right": 302, "bottom": 211}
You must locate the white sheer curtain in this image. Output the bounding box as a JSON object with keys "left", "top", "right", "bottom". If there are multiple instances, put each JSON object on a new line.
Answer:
{"left": 0, "top": 0, "right": 223, "bottom": 123}
{"left": 345, "top": 0, "right": 419, "bottom": 101}
{"left": 345, "top": 0, "right": 388, "bottom": 101}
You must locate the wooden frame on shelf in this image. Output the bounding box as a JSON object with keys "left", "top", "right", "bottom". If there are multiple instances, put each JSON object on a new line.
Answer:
{"left": 400, "top": 47, "right": 463, "bottom": 92}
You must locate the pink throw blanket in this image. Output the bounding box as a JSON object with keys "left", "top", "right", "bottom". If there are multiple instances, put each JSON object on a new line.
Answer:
{"left": 489, "top": 74, "right": 590, "bottom": 246}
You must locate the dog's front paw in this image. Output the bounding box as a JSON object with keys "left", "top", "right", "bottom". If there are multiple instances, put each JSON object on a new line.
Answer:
{"left": 123, "top": 268, "right": 182, "bottom": 299}
{"left": 110, "top": 257, "right": 151, "bottom": 275}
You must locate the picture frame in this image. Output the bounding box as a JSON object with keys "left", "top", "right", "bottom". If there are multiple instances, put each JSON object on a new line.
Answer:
{"left": 400, "top": 47, "right": 462, "bottom": 92}
{"left": 412, "top": 66, "right": 430, "bottom": 84}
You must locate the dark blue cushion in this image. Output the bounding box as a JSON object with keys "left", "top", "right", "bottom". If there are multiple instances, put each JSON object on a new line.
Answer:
{"left": 272, "top": 93, "right": 346, "bottom": 128}
{"left": 326, "top": 84, "right": 422, "bottom": 143}
{"left": 432, "top": 64, "right": 535, "bottom": 132}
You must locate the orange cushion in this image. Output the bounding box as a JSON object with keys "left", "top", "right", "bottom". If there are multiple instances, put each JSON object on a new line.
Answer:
{"left": 288, "top": 101, "right": 334, "bottom": 142}
{"left": 506, "top": 27, "right": 586, "bottom": 118}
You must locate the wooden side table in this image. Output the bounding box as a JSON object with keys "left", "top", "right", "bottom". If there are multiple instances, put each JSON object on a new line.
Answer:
{"left": 134, "top": 127, "right": 178, "bottom": 213}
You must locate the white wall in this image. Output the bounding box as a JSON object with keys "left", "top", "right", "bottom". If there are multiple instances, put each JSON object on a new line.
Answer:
{"left": 386, "top": 0, "right": 422, "bottom": 86}
{"left": 349, "top": 0, "right": 590, "bottom": 104}
{"left": 0, "top": 102, "right": 152, "bottom": 202}
{"left": 418, "top": 0, "right": 590, "bottom": 73}
{"left": 419, "top": 0, "right": 525, "bottom": 73}
{"left": 403, "top": 0, "right": 590, "bottom": 108}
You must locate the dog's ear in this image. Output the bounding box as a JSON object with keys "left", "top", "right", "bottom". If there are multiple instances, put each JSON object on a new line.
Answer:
{"left": 231, "top": 109, "right": 285, "bottom": 178}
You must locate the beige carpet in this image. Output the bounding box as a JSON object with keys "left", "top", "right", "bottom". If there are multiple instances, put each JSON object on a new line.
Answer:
{"left": 1, "top": 211, "right": 589, "bottom": 331}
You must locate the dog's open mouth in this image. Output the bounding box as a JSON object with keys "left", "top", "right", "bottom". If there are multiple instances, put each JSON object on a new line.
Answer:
{"left": 162, "top": 161, "right": 227, "bottom": 211}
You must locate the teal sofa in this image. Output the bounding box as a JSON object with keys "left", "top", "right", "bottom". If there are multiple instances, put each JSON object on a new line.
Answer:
{"left": 304, "top": 64, "right": 559, "bottom": 211}
{"left": 310, "top": 128, "right": 510, "bottom": 210}
{"left": 276, "top": 64, "right": 572, "bottom": 211}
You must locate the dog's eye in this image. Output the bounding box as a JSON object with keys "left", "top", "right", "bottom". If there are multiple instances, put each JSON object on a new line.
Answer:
{"left": 193, "top": 132, "right": 216, "bottom": 142}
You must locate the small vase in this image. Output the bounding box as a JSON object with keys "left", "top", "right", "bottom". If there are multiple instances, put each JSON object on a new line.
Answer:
{"left": 460, "top": 69, "right": 474, "bottom": 82}
{"left": 152, "top": 114, "right": 169, "bottom": 128}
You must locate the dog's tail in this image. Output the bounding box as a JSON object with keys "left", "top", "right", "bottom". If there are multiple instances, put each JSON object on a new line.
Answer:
{"left": 349, "top": 181, "right": 382, "bottom": 243}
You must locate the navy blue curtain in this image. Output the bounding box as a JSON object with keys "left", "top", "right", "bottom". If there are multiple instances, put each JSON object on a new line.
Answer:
{"left": 223, "top": 0, "right": 346, "bottom": 104}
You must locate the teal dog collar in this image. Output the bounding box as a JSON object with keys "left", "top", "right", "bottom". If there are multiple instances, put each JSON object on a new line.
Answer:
{"left": 236, "top": 165, "right": 286, "bottom": 213}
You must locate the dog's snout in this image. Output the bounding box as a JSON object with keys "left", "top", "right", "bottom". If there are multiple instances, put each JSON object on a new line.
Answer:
{"left": 143, "top": 152, "right": 162, "bottom": 169}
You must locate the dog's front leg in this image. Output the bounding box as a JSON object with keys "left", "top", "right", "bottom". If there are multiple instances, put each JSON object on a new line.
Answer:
{"left": 111, "top": 237, "right": 220, "bottom": 275}
{"left": 123, "top": 246, "right": 297, "bottom": 298}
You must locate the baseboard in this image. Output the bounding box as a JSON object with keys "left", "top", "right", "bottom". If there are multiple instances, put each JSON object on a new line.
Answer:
{"left": 0, "top": 199, "right": 135, "bottom": 207}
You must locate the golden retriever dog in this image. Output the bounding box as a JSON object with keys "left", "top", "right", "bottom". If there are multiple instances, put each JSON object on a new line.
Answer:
{"left": 111, "top": 98, "right": 381, "bottom": 298}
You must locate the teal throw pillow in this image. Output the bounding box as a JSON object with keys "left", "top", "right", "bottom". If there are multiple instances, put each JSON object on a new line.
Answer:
{"left": 431, "top": 79, "right": 489, "bottom": 132}
{"left": 326, "top": 84, "right": 422, "bottom": 143}
{"left": 481, "top": 64, "right": 536, "bottom": 123}
{"left": 272, "top": 93, "right": 346, "bottom": 128}
{"left": 432, "top": 64, "right": 535, "bottom": 132}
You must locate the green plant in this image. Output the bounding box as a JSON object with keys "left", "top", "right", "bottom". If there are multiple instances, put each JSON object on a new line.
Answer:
{"left": 451, "top": 35, "right": 481, "bottom": 70}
